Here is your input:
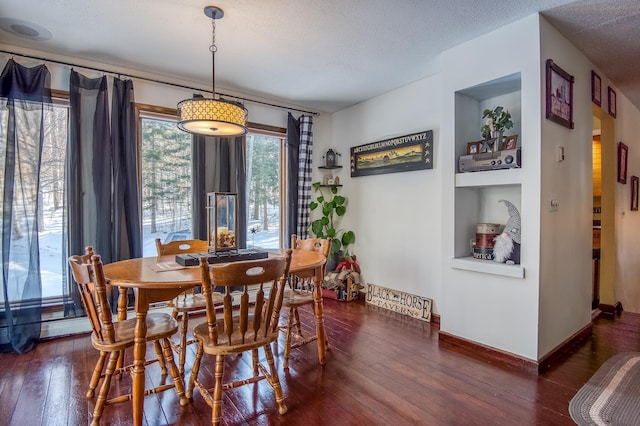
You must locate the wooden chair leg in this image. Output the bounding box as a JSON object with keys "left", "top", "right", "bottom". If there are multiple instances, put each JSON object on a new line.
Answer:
{"left": 153, "top": 341, "right": 168, "bottom": 375}
{"left": 161, "top": 337, "right": 189, "bottom": 406}
{"left": 252, "top": 348, "right": 259, "bottom": 376}
{"left": 212, "top": 354, "right": 225, "bottom": 426}
{"left": 187, "top": 340, "right": 204, "bottom": 400}
{"left": 293, "top": 308, "right": 303, "bottom": 337}
{"left": 263, "top": 344, "right": 287, "bottom": 415}
{"left": 283, "top": 308, "right": 295, "bottom": 369}
{"left": 178, "top": 312, "right": 189, "bottom": 376}
{"left": 87, "top": 351, "right": 107, "bottom": 398}
{"left": 92, "top": 351, "right": 119, "bottom": 425}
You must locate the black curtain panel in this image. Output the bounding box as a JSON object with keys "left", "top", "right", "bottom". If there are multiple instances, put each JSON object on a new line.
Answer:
{"left": 0, "top": 59, "right": 52, "bottom": 353}
{"left": 66, "top": 70, "right": 113, "bottom": 314}
{"left": 111, "top": 77, "right": 142, "bottom": 261}
{"left": 285, "top": 113, "right": 300, "bottom": 247}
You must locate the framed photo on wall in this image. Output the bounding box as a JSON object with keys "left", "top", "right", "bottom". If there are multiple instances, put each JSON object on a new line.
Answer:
{"left": 545, "top": 59, "right": 574, "bottom": 129}
{"left": 608, "top": 86, "right": 617, "bottom": 118}
{"left": 591, "top": 70, "right": 601, "bottom": 107}
{"left": 631, "top": 176, "right": 639, "bottom": 211}
{"left": 618, "top": 142, "right": 628, "bottom": 184}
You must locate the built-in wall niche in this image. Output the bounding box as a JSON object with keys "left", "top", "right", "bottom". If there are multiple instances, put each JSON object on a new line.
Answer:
{"left": 452, "top": 73, "right": 524, "bottom": 278}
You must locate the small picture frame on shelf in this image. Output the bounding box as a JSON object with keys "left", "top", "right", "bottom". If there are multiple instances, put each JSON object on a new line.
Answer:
{"left": 502, "top": 135, "right": 518, "bottom": 150}
{"left": 608, "top": 86, "right": 617, "bottom": 118}
{"left": 545, "top": 59, "right": 574, "bottom": 129}
{"left": 327, "top": 178, "right": 335, "bottom": 185}
{"left": 631, "top": 176, "right": 639, "bottom": 211}
{"left": 466, "top": 141, "right": 481, "bottom": 155}
{"left": 618, "top": 142, "right": 628, "bottom": 184}
{"left": 591, "top": 70, "right": 601, "bottom": 107}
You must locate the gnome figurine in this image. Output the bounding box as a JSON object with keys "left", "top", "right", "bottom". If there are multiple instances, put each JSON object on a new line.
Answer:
{"left": 493, "top": 199, "right": 521, "bottom": 264}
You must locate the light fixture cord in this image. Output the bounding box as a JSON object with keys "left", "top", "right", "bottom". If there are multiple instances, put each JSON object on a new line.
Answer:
{"left": 210, "top": 17, "right": 217, "bottom": 98}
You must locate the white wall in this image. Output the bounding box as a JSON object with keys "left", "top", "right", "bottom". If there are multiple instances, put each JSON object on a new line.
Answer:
{"left": 613, "top": 87, "right": 640, "bottom": 313}
{"left": 440, "top": 15, "right": 542, "bottom": 360}
{"left": 538, "top": 18, "right": 594, "bottom": 358}
{"left": 320, "top": 77, "right": 443, "bottom": 311}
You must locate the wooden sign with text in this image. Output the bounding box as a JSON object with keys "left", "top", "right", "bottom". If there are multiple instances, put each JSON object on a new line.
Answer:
{"left": 366, "top": 284, "right": 432, "bottom": 322}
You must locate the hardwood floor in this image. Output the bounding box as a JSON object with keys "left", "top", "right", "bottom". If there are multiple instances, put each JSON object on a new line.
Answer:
{"left": 1, "top": 299, "right": 639, "bottom": 425}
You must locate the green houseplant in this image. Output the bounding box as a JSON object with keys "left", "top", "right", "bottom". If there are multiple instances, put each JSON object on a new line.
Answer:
{"left": 481, "top": 106, "right": 513, "bottom": 139}
{"left": 309, "top": 182, "right": 355, "bottom": 258}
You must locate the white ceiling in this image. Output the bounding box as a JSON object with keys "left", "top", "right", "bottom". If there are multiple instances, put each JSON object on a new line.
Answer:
{"left": 1, "top": 0, "right": 639, "bottom": 113}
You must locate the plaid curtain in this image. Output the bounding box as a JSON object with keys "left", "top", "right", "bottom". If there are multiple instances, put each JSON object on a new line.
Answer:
{"left": 296, "top": 116, "right": 313, "bottom": 239}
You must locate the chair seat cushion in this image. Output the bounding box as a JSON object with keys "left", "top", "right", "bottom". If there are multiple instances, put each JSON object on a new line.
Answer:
{"left": 193, "top": 319, "right": 278, "bottom": 355}
{"left": 91, "top": 313, "right": 179, "bottom": 351}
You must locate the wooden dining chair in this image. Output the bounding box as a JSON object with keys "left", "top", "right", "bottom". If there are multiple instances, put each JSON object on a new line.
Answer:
{"left": 155, "top": 238, "right": 223, "bottom": 376}
{"left": 187, "top": 250, "right": 292, "bottom": 426}
{"left": 69, "top": 249, "right": 183, "bottom": 426}
{"left": 279, "top": 234, "right": 331, "bottom": 369}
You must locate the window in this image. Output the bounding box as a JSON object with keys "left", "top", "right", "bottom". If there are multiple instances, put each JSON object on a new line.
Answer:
{"left": 39, "top": 101, "right": 69, "bottom": 299}
{"left": 137, "top": 108, "right": 287, "bottom": 254}
{"left": 0, "top": 96, "right": 68, "bottom": 302}
{"left": 246, "top": 131, "right": 285, "bottom": 250}
{"left": 139, "top": 111, "right": 193, "bottom": 256}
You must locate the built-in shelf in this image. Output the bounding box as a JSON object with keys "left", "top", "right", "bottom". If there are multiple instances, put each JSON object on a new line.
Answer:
{"left": 319, "top": 184, "right": 343, "bottom": 188}
{"left": 455, "top": 168, "right": 522, "bottom": 187}
{"left": 450, "top": 256, "right": 525, "bottom": 278}
{"left": 318, "top": 165, "right": 343, "bottom": 170}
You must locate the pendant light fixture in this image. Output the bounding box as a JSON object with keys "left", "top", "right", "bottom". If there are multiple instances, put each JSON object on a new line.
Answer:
{"left": 177, "top": 6, "right": 247, "bottom": 137}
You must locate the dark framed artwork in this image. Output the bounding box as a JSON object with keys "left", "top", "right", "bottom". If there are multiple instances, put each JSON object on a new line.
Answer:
{"left": 466, "top": 141, "right": 481, "bottom": 155}
{"left": 618, "top": 142, "right": 628, "bottom": 184}
{"left": 631, "top": 176, "right": 639, "bottom": 211}
{"left": 608, "top": 86, "right": 617, "bottom": 118}
{"left": 591, "top": 70, "right": 601, "bottom": 107}
{"left": 350, "top": 130, "right": 433, "bottom": 177}
{"left": 545, "top": 59, "right": 574, "bottom": 129}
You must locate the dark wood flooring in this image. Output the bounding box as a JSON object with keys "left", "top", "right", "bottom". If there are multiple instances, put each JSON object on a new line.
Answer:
{"left": 1, "top": 299, "right": 639, "bottom": 425}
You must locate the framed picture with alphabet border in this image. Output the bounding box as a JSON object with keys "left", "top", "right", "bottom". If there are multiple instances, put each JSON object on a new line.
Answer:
{"left": 608, "top": 86, "right": 617, "bottom": 118}
{"left": 591, "top": 70, "right": 601, "bottom": 107}
{"left": 618, "top": 142, "right": 628, "bottom": 184}
{"left": 631, "top": 176, "right": 639, "bottom": 211}
{"left": 545, "top": 59, "right": 574, "bottom": 129}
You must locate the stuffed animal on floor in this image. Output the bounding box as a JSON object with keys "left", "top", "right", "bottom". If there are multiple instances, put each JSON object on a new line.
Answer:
{"left": 493, "top": 199, "right": 521, "bottom": 264}
{"left": 336, "top": 255, "right": 363, "bottom": 289}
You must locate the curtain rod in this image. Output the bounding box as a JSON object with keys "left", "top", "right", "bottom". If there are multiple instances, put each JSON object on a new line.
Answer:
{"left": 0, "top": 49, "right": 319, "bottom": 116}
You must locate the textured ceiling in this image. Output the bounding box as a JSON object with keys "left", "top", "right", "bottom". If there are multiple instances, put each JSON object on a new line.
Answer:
{"left": 0, "top": 0, "right": 638, "bottom": 113}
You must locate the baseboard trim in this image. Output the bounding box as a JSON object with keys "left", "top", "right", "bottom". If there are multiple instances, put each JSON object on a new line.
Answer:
{"left": 537, "top": 322, "right": 592, "bottom": 373}
{"left": 438, "top": 331, "right": 538, "bottom": 374}
{"left": 438, "top": 320, "right": 593, "bottom": 375}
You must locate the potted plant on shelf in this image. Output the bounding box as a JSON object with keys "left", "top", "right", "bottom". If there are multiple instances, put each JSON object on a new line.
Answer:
{"left": 309, "top": 182, "right": 355, "bottom": 270}
{"left": 482, "top": 106, "right": 513, "bottom": 146}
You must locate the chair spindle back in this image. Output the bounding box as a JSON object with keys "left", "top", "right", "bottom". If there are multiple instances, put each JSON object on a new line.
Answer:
{"left": 198, "top": 250, "right": 292, "bottom": 347}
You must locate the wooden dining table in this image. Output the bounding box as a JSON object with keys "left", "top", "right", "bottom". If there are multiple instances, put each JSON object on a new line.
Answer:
{"left": 102, "top": 248, "right": 327, "bottom": 426}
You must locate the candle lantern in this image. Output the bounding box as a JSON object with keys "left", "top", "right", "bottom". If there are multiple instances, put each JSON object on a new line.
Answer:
{"left": 207, "top": 192, "right": 238, "bottom": 252}
{"left": 325, "top": 149, "right": 336, "bottom": 167}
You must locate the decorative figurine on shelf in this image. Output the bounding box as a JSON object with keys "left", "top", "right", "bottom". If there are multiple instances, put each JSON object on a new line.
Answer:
{"left": 325, "top": 148, "right": 336, "bottom": 167}
{"left": 493, "top": 199, "right": 521, "bottom": 264}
